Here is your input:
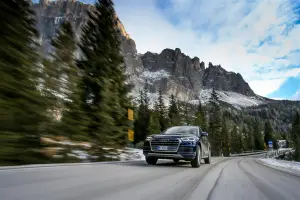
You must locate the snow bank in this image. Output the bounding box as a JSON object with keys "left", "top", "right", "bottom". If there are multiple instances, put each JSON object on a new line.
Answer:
{"left": 259, "top": 158, "right": 300, "bottom": 172}
{"left": 118, "top": 148, "right": 144, "bottom": 161}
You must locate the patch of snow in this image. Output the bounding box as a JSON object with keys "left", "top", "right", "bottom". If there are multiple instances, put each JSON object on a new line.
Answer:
{"left": 71, "top": 150, "right": 90, "bottom": 160}
{"left": 119, "top": 148, "right": 144, "bottom": 161}
{"left": 141, "top": 70, "right": 170, "bottom": 81}
{"left": 189, "top": 89, "right": 266, "bottom": 108}
{"left": 259, "top": 158, "right": 300, "bottom": 172}
{"left": 102, "top": 147, "right": 114, "bottom": 151}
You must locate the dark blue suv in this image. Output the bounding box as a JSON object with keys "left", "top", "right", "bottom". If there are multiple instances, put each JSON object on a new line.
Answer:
{"left": 143, "top": 126, "right": 211, "bottom": 168}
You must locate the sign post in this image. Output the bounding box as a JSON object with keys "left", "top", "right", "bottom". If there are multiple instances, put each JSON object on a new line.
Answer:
{"left": 128, "top": 109, "right": 134, "bottom": 143}
{"left": 268, "top": 140, "right": 273, "bottom": 148}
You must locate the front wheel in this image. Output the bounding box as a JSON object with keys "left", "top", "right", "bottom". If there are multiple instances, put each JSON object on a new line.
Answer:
{"left": 204, "top": 149, "right": 211, "bottom": 164}
{"left": 146, "top": 157, "right": 158, "bottom": 165}
{"left": 191, "top": 145, "right": 201, "bottom": 168}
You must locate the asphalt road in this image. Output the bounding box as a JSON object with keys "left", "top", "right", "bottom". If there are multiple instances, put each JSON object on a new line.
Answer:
{"left": 1, "top": 157, "right": 300, "bottom": 200}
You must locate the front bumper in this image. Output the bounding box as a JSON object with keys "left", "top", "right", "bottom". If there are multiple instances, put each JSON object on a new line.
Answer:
{"left": 143, "top": 141, "right": 197, "bottom": 160}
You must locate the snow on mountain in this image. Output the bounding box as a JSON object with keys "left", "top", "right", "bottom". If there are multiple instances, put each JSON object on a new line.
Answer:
{"left": 130, "top": 89, "right": 266, "bottom": 109}
{"left": 194, "top": 89, "right": 266, "bottom": 108}
{"left": 141, "top": 70, "right": 170, "bottom": 83}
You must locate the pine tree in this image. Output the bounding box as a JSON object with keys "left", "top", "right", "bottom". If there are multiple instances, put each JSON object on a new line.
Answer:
{"left": 168, "top": 94, "right": 180, "bottom": 126}
{"left": 230, "top": 125, "right": 240, "bottom": 153}
{"left": 193, "top": 102, "right": 207, "bottom": 131}
{"left": 208, "top": 88, "right": 223, "bottom": 156}
{"left": 221, "top": 119, "right": 230, "bottom": 156}
{"left": 0, "top": 0, "right": 49, "bottom": 165}
{"left": 76, "top": 0, "right": 130, "bottom": 152}
{"left": 264, "top": 121, "right": 273, "bottom": 149}
{"left": 291, "top": 112, "right": 300, "bottom": 161}
{"left": 247, "top": 126, "right": 254, "bottom": 151}
{"left": 134, "top": 90, "right": 150, "bottom": 144}
{"left": 253, "top": 118, "right": 264, "bottom": 150}
{"left": 43, "top": 20, "right": 81, "bottom": 138}
{"left": 157, "top": 89, "right": 168, "bottom": 131}
{"left": 148, "top": 112, "right": 161, "bottom": 135}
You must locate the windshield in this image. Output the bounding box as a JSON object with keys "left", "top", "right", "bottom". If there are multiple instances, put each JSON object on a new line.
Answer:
{"left": 162, "top": 126, "right": 198, "bottom": 135}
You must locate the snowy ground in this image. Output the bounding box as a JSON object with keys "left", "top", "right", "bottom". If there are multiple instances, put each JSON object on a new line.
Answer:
{"left": 41, "top": 137, "right": 145, "bottom": 162}
{"left": 118, "top": 148, "right": 144, "bottom": 161}
{"left": 258, "top": 158, "right": 300, "bottom": 173}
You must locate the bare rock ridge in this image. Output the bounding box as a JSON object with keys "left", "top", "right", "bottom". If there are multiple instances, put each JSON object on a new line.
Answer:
{"left": 140, "top": 48, "right": 255, "bottom": 100}
{"left": 33, "top": 0, "right": 256, "bottom": 103}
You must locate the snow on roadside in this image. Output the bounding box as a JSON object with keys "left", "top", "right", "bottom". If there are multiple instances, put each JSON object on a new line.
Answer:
{"left": 259, "top": 158, "right": 300, "bottom": 172}
{"left": 118, "top": 148, "right": 144, "bottom": 161}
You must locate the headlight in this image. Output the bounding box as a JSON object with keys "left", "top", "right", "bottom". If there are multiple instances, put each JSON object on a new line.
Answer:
{"left": 145, "top": 136, "right": 152, "bottom": 141}
{"left": 181, "top": 137, "right": 196, "bottom": 142}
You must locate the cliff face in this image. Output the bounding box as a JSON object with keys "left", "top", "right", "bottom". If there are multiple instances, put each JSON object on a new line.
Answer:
{"left": 33, "top": 0, "right": 257, "bottom": 105}
{"left": 140, "top": 48, "right": 255, "bottom": 101}
{"left": 33, "top": 0, "right": 143, "bottom": 78}
{"left": 203, "top": 63, "right": 255, "bottom": 96}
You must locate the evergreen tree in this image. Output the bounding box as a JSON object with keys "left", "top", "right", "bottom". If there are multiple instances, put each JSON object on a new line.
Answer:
{"left": 208, "top": 88, "right": 223, "bottom": 156}
{"left": 0, "top": 0, "right": 49, "bottom": 164}
{"left": 193, "top": 102, "right": 207, "bottom": 131}
{"left": 230, "top": 125, "right": 240, "bottom": 153}
{"left": 156, "top": 89, "right": 168, "bottom": 131}
{"left": 43, "top": 21, "right": 81, "bottom": 138}
{"left": 76, "top": 0, "right": 130, "bottom": 152}
{"left": 168, "top": 94, "right": 180, "bottom": 126}
{"left": 148, "top": 112, "right": 161, "bottom": 135}
{"left": 181, "top": 102, "right": 192, "bottom": 125}
{"left": 264, "top": 121, "right": 273, "bottom": 149}
{"left": 291, "top": 112, "right": 300, "bottom": 161}
{"left": 221, "top": 118, "right": 230, "bottom": 156}
{"left": 134, "top": 90, "right": 150, "bottom": 144}
{"left": 237, "top": 127, "right": 244, "bottom": 152}
{"left": 253, "top": 119, "right": 264, "bottom": 150}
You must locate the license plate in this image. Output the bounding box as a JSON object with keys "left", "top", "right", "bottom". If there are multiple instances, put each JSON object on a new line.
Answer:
{"left": 157, "top": 146, "right": 168, "bottom": 150}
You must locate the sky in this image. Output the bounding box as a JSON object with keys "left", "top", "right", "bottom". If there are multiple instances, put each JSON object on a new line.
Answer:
{"left": 34, "top": 0, "right": 300, "bottom": 100}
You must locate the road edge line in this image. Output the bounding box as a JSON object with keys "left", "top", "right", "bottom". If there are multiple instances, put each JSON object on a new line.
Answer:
{"left": 0, "top": 160, "right": 145, "bottom": 171}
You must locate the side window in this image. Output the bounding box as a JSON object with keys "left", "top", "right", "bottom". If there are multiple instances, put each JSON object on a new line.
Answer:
{"left": 202, "top": 136, "right": 208, "bottom": 143}
{"left": 196, "top": 128, "right": 200, "bottom": 137}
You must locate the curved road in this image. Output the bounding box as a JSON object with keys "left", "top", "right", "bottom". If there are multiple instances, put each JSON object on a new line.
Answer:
{"left": 1, "top": 157, "right": 300, "bottom": 200}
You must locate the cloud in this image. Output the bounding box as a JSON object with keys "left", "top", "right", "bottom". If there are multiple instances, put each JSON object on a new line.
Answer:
{"left": 249, "top": 78, "right": 286, "bottom": 97}
{"left": 293, "top": 91, "right": 300, "bottom": 100}
{"left": 114, "top": 0, "right": 300, "bottom": 97}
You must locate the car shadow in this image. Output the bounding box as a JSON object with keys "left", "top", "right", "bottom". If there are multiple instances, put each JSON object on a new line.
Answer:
{"left": 120, "top": 160, "right": 204, "bottom": 168}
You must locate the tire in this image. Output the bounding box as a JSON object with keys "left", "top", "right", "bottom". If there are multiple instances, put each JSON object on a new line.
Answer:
{"left": 204, "top": 149, "right": 211, "bottom": 164}
{"left": 191, "top": 145, "right": 201, "bottom": 168}
{"left": 173, "top": 159, "right": 180, "bottom": 163}
{"left": 146, "top": 157, "right": 158, "bottom": 165}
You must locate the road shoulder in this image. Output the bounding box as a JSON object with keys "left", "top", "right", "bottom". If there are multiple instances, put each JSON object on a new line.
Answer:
{"left": 256, "top": 159, "right": 300, "bottom": 178}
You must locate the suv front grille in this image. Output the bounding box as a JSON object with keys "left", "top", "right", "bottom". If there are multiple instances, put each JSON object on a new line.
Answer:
{"left": 150, "top": 138, "right": 180, "bottom": 152}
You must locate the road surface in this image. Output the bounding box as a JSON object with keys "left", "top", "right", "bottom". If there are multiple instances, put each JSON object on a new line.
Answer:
{"left": 1, "top": 157, "right": 300, "bottom": 200}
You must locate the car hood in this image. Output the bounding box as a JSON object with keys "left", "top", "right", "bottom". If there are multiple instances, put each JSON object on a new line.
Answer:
{"left": 152, "top": 133, "right": 196, "bottom": 139}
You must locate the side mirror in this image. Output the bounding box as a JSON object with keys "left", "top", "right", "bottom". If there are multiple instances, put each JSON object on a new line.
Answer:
{"left": 201, "top": 132, "right": 208, "bottom": 137}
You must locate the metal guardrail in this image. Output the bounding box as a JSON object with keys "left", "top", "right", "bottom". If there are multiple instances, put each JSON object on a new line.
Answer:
{"left": 229, "top": 150, "right": 267, "bottom": 157}
{"left": 266, "top": 148, "right": 293, "bottom": 158}
{"left": 229, "top": 148, "right": 294, "bottom": 158}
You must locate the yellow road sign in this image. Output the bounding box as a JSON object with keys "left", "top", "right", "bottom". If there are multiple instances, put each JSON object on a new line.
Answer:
{"left": 128, "top": 108, "right": 134, "bottom": 121}
{"left": 128, "top": 129, "right": 134, "bottom": 142}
